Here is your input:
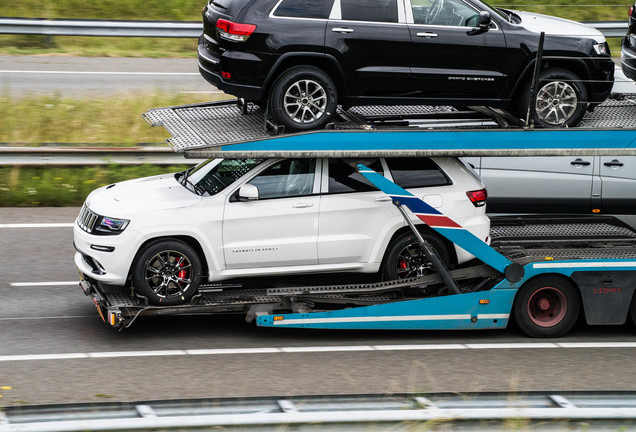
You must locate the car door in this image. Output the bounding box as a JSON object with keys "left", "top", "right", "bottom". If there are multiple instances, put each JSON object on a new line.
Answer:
{"left": 325, "top": 0, "right": 412, "bottom": 98}
{"left": 222, "top": 159, "right": 321, "bottom": 269}
{"left": 317, "top": 158, "right": 400, "bottom": 265}
{"left": 599, "top": 156, "right": 636, "bottom": 213}
{"left": 477, "top": 156, "right": 595, "bottom": 214}
{"left": 407, "top": 0, "right": 509, "bottom": 100}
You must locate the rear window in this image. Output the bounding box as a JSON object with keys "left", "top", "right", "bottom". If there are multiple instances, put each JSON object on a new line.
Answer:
{"left": 328, "top": 158, "right": 384, "bottom": 193}
{"left": 273, "top": 0, "right": 334, "bottom": 19}
{"left": 385, "top": 157, "right": 450, "bottom": 188}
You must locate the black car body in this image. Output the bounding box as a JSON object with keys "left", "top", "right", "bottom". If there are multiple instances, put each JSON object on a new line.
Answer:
{"left": 198, "top": 0, "right": 614, "bottom": 131}
{"left": 622, "top": 2, "right": 636, "bottom": 81}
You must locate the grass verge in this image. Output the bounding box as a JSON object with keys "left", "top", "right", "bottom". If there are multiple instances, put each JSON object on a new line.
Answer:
{"left": 0, "top": 91, "right": 227, "bottom": 145}
{"left": 0, "top": 164, "right": 190, "bottom": 207}
{"left": 0, "top": 1, "right": 629, "bottom": 57}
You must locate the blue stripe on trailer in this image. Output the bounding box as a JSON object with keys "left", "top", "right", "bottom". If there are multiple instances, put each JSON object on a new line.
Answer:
{"left": 207, "top": 129, "right": 636, "bottom": 154}
{"left": 256, "top": 289, "right": 516, "bottom": 330}
{"left": 357, "top": 164, "right": 513, "bottom": 274}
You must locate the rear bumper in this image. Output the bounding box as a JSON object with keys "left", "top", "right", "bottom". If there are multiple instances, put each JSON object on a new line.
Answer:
{"left": 198, "top": 40, "right": 266, "bottom": 101}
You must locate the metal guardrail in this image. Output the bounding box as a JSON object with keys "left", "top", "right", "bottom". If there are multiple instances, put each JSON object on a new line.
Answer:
{"left": 0, "top": 18, "right": 201, "bottom": 38}
{"left": 0, "top": 17, "right": 628, "bottom": 38}
{"left": 0, "top": 146, "right": 201, "bottom": 166}
{"left": 2, "top": 392, "right": 636, "bottom": 431}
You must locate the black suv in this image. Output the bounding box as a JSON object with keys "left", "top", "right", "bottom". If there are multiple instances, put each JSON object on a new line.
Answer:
{"left": 198, "top": 0, "right": 614, "bottom": 131}
{"left": 622, "top": 2, "right": 636, "bottom": 81}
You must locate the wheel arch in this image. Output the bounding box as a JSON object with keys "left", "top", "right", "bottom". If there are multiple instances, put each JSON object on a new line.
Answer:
{"left": 383, "top": 224, "right": 459, "bottom": 268}
{"left": 127, "top": 235, "right": 210, "bottom": 284}
{"left": 262, "top": 53, "right": 346, "bottom": 103}
{"left": 510, "top": 58, "right": 592, "bottom": 103}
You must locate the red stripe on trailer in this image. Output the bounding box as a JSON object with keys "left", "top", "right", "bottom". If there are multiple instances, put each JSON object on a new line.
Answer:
{"left": 416, "top": 214, "right": 462, "bottom": 228}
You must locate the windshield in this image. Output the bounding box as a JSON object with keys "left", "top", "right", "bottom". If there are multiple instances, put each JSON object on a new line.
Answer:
{"left": 185, "top": 158, "right": 264, "bottom": 196}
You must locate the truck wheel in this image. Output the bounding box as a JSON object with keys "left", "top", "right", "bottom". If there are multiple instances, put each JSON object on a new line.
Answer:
{"left": 514, "top": 277, "right": 580, "bottom": 337}
{"left": 269, "top": 66, "right": 337, "bottom": 132}
{"left": 132, "top": 240, "right": 202, "bottom": 306}
{"left": 383, "top": 231, "right": 450, "bottom": 280}
{"left": 522, "top": 68, "right": 587, "bottom": 128}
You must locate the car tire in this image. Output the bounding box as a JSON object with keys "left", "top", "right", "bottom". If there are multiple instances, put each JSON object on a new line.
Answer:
{"left": 132, "top": 239, "right": 202, "bottom": 306}
{"left": 269, "top": 66, "right": 338, "bottom": 132}
{"left": 513, "top": 276, "right": 580, "bottom": 337}
{"left": 521, "top": 68, "right": 588, "bottom": 127}
{"left": 383, "top": 231, "right": 451, "bottom": 280}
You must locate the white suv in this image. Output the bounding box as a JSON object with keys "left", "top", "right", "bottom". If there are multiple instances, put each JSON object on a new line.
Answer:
{"left": 74, "top": 157, "right": 490, "bottom": 305}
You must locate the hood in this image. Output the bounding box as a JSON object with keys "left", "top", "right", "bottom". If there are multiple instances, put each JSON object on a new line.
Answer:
{"left": 86, "top": 173, "right": 201, "bottom": 217}
{"left": 515, "top": 10, "right": 606, "bottom": 44}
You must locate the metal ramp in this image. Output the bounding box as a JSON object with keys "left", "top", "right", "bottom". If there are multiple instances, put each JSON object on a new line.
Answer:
{"left": 143, "top": 98, "right": 636, "bottom": 158}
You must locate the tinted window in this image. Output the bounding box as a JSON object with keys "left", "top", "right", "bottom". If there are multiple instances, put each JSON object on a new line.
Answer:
{"left": 341, "top": 0, "right": 398, "bottom": 22}
{"left": 249, "top": 159, "right": 316, "bottom": 199}
{"left": 273, "top": 0, "right": 334, "bottom": 19}
{"left": 191, "top": 158, "right": 264, "bottom": 196}
{"left": 411, "top": 0, "right": 479, "bottom": 26}
{"left": 328, "top": 159, "right": 384, "bottom": 193}
{"left": 385, "top": 157, "right": 450, "bottom": 188}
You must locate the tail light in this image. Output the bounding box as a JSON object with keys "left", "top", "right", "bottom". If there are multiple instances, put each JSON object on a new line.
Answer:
{"left": 466, "top": 189, "right": 487, "bottom": 207}
{"left": 216, "top": 19, "right": 256, "bottom": 42}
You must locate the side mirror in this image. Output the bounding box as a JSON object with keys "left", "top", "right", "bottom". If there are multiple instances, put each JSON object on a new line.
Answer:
{"left": 237, "top": 184, "right": 259, "bottom": 201}
{"left": 468, "top": 11, "right": 491, "bottom": 35}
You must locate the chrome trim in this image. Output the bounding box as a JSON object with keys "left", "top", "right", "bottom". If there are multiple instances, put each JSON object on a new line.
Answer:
{"left": 77, "top": 204, "right": 99, "bottom": 233}
{"left": 198, "top": 45, "right": 220, "bottom": 64}
{"left": 416, "top": 32, "right": 438, "bottom": 37}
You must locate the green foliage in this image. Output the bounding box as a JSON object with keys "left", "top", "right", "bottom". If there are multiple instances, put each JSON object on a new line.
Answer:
{"left": 0, "top": 92, "right": 227, "bottom": 145}
{"left": 0, "top": 0, "right": 628, "bottom": 57}
{"left": 0, "top": 164, "right": 190, "bottom": 207}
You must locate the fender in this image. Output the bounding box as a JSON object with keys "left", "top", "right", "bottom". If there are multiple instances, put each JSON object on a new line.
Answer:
{"left": 262, "top": 52, "right": 347, "bottom": 99}
{"left": 510, "top": 56, "right": 592, "bottom": 98}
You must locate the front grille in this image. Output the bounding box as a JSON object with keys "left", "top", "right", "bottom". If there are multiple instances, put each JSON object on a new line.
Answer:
{"left": 77, "top": 204, "right": 99, "bottom": 233}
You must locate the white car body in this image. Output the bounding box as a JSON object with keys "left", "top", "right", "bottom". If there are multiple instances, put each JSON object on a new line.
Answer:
{"left": 74, "top": 157, "right": 490, "bottom": 287}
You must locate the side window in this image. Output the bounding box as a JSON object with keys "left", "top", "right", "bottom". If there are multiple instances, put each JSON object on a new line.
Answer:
{"left": 273, "top": 0, "right": 334, "bottom": 19}
{"left": 411, "top": 0, "right": 480, "bottom": 27}
{"left": 328, "top": 159, "right": 384, "bottom": 193}
{"left": 340, "top": 0, "right": 398, "bottom": 23}
{"left": 248, "top": 159, "right": 316, "bottom": 199}
{"left": 385, "top": 157, "right": 450, "bottom": 188}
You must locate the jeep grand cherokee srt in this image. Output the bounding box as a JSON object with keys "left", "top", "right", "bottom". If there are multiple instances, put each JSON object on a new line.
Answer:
{"left": 74, "top": 157, "right": 489, "bottom": 306}
{"left": 198, "top": 0, "right": 614, "bottom": 131}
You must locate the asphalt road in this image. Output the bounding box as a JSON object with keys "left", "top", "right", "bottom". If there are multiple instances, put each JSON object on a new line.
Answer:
{"left": 1, "top": 207, "right": 636, "bottom": 406}
{"left": 0, "top": 56, "right": 217, "bottom": 98}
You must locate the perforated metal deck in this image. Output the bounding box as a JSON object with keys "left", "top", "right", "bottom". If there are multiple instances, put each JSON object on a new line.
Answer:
{"left": 143, "top": 98, "right": 636, "bottom": 156}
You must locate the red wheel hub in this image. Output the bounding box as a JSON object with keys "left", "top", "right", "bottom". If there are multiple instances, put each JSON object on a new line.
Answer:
{"left": 527, "top": 286, "right": 567, "bottom": 327}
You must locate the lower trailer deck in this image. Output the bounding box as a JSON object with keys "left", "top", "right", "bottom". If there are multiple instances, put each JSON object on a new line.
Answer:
{"left": 81, "top": 217, "right": 636, "bottom": 328}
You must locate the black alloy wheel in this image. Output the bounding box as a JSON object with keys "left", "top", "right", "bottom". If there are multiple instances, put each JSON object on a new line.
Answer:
{"left": 132, "top": 240, "right": 202, "bottom": 306}
{"left": 383, "top": 231, "right": 451, "bottom": 280}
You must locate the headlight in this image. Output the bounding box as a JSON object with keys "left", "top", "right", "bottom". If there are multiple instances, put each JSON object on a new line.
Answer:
{"left": 95, "top": 216, "right": 130, "bottom": 234}
{"left": 593, "top": 42, "right": 610, "bottom": 56}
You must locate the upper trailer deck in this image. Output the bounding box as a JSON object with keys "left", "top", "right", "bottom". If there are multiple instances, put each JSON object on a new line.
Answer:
{"left": 143, "top": 98, "right": 636, "bottom": 158}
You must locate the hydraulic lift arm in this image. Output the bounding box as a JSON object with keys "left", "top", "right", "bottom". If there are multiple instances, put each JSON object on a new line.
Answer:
{"left": 357, "top": 164, "right": 524, "bottom": 282}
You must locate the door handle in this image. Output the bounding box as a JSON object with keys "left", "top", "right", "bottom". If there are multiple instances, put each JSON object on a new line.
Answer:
{"left": 570, "top": 158, "right": 590, "bottom": 166}
{"left": 332, "top": 27, "right": 354, "bottom": 33}
{"left": 292, "top": 202, "right": 314, "bottom": 208}
{"left": 416, "top": 32, "right": 438, "bottom": 38}
{"left": 604, "top": 159, "right": 624, "bottom": 167}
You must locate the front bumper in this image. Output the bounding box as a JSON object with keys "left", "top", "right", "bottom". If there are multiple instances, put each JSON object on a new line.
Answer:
{"left": 73, "top": 223, "right": 141, "bottom": 286}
